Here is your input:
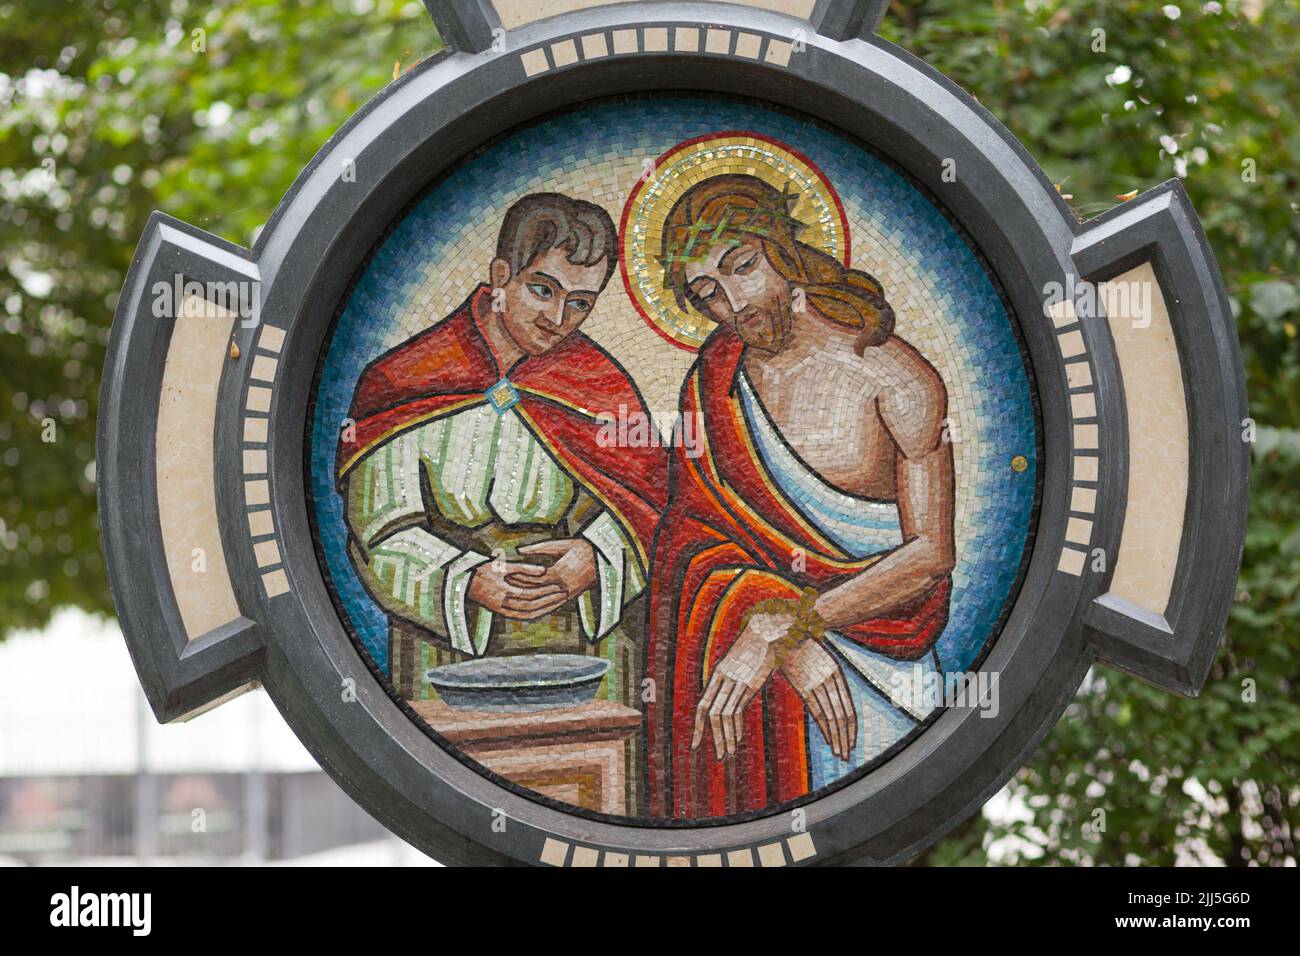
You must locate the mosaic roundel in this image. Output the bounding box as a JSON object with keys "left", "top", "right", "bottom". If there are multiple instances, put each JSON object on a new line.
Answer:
{"left": 307, "top": 94, "right": 1040, "bottom": 824}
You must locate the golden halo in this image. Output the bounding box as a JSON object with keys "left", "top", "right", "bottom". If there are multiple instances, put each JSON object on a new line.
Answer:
{"left": 619, "top": 131, "right": 850, "bottom": 351}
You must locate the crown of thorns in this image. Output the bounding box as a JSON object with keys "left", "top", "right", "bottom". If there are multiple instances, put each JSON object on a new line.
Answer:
{"left": 657, "top": 184, "right": 806, "bottom": 292}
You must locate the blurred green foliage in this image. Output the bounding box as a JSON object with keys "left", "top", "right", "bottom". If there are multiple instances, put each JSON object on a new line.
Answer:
{"left": 885, "top": 0, "right": 1299, "bottom": 867}
{"left": 0, "top": 0, "right": 435, "bottom": 627}
{"left": 0, "top": 0, "right": 1295, "bottom": 865}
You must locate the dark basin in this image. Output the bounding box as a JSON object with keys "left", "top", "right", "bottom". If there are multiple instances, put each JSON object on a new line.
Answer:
{"left": 427, "top": 654, "right": 609, "bottom": 712}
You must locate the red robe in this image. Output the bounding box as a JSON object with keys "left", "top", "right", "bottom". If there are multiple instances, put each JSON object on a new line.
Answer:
{"left": 338, "top": 285, "right": 666, "bottom": 564}
{"left": 647, "top": 327, "right": 951, "bottom": 819}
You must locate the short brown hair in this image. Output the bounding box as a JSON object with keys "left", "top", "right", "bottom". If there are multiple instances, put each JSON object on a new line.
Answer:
{"left": 496, "top": 192, "right": 618, "bottom": 289}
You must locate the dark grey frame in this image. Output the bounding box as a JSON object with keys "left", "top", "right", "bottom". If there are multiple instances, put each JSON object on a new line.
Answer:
{"left": 98, "top": 0, "right": 1248, "bottom": 864}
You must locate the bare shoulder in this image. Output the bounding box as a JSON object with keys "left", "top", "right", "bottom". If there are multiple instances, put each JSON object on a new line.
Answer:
{"left": 870, "top": 335, "right": 948, "bottom": 457}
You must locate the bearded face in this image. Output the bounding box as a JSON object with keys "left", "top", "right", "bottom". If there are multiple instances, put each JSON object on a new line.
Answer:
{"left": 682, "top": 239, "right": 795, "bottom": 354}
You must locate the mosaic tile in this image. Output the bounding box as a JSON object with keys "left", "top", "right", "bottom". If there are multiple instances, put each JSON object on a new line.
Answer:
{"left": 306, "top": 95, "right": 1039, "bottom": 830}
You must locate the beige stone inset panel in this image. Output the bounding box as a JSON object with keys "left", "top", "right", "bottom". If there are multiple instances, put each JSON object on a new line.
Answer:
{"left": 643, "top": 27, "right": 668, "bottom": 52}
{"left": 787, "top": 832, "right": 817, "bottom": 862}
{"left": 1057, "top": 329, "right": 1087, "bottom": 358}
{"left": 1065, "top": 360, "right": 1093, "bottom": 389}
{"left": 611, "top": 28, "right": 637, "bottom": 54}
{"left": 245, "top": 479, "right": 270, "bottom": 506}
{"left": 156, "top": 295, "right": 242, "bottom": 640}
{"left": 493, "top": 0, "right": 815, "bottom": 30}
{"left": 261, "top": 568, "right": 291, "bottom": 599}
{"left": 257, "top": 324, "right": 286, "bottom": 353}
{"left": 1102, "top": 262, "right": 1189, "bottom": 617}
{"left": 520, "top": 47, "right": 549, "bottom": 76}
{"left": 1058, "top": 547, "right": 1087, "bottom": 577}
{"left": 765, "top": 37, "right": 793, "bottom": 66}
{"left": 757, "top": 842, "right": 787, "bottom": 866}
{"left": 734, "top": 32, "right": 763, "bottom": 59}
{"left": 571, "top": 845, "right": 600, "bottom": 866}
{"left": 1049, "top": 297, "right": 1078, "bottom": 328}
{"left": 539, "top": 837, "right": 569, "bottom": 866}
{"left": 674, "top": 27, "right": 699, "bottom": 52}
{"left": 580, "top": 32, "right": 608, "bottom": 59}
{"left": 550, "top": 38, "right": 579, "bottom": 66}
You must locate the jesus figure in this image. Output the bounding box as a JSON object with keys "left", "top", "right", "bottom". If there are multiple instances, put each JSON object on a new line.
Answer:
{"left": 646, "top": 173, "right": 956, "bottom": 818}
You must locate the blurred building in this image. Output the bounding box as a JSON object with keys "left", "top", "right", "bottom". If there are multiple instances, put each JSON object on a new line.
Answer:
{"left": 0, "top": 609, "right": 434, "bottom": 865}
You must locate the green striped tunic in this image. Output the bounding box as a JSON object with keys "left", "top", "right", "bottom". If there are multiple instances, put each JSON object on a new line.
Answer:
{"left": 345, "top": 402, "right": 644, "bottom": 661}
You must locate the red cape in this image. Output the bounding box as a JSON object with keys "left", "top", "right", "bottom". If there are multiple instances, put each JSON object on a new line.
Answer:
{"left": 646, "top": 327, "right": 950, "bottom": 819}
{"left": 338, "top": 285, "right": 666, "bottom": 563}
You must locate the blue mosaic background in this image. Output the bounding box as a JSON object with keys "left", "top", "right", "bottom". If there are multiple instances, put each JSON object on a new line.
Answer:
{"left": 309, "top": 96, "right": 1038, "bottom": 680}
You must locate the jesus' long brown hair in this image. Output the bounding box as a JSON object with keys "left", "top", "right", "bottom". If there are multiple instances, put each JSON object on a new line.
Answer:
{"left": 659, "top": 173, "right": 894, "bottom": 355}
